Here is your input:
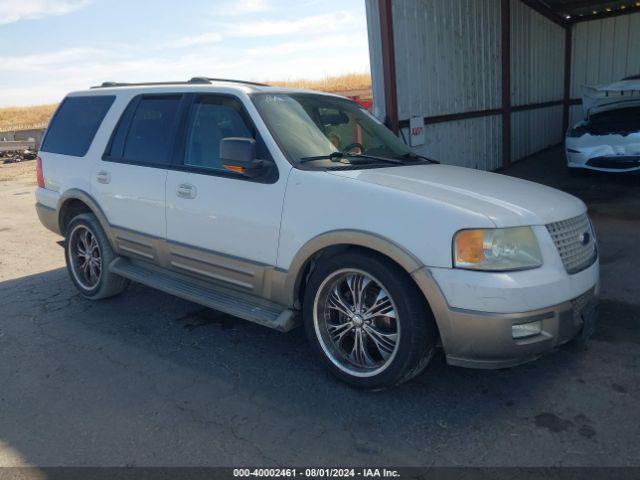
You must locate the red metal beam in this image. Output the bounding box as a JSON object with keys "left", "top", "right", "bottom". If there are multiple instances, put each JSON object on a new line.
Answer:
{"left": 378, "top": 0, "right": 399, "bottom": 134}
{"left": 562, "top": 26, "right": 573, "bottom": 135}
{"left": 398, "top": 108, "right": 503, "bottom": 128}
{"left": 398, "top": 100, "right": 569, "bottom": 128}
{"left": 513, "top": 99, "right": 565, "bottom": 112}
{"left": 501, "top": 0, "right": 512, "bottom": 168}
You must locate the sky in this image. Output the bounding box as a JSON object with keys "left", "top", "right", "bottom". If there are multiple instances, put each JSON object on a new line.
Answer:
{"left": 0, "top": 0, "right": 371, "bottom": 107}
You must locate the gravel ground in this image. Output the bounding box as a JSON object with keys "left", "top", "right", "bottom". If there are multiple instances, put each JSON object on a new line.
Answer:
{"left": 0, "top": 150, "right": 638, "bottom": 468}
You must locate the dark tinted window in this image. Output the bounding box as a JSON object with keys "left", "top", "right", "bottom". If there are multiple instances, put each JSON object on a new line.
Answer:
{"left": 40, "top": 95, "right": 115, "bottom": 157}
{"left": 121, "top": 96, "right": 181, "bottom": 165}
{"left": 184, "top": 97, "right": 253, "bottom": 171}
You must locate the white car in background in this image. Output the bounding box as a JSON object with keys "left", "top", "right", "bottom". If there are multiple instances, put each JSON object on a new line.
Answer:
{"left": 566, "top": 76, "right": 640, "bottom": 173}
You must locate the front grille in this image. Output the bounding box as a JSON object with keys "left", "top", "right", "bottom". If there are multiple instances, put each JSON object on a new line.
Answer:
{"left": 546, "top": 214, "right": 597, "bottom": 274}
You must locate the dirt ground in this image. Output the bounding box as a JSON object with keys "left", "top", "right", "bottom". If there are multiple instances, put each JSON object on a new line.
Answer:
{"left": 0, "top": 150, "right": 638, "bottom": 468}
{"left": 0, "top": 160, "right": 36, "bottom": 183}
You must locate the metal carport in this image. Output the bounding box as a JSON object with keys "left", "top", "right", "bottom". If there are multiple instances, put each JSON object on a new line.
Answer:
{"left": 365, "top": 0, "right": 640, "bottom": 170}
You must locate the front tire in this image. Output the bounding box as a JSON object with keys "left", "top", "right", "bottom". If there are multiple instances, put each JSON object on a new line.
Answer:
{"left": 303, "top": 252, "right": 438, "bottom": 389}
{"left": 65, "top": 213, "right": 129, "bottom": 300}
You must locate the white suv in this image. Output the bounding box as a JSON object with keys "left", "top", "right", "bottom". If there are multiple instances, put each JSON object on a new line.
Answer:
{"left": 35, "top": 78, "right": 599, "bottom": 389}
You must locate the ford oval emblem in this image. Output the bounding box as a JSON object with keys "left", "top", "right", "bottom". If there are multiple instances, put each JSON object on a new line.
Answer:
{"left": 579, "top": 232, "right": 590, "bottom": 246}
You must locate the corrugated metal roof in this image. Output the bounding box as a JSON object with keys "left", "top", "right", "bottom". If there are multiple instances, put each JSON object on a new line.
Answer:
{"left": 538, "top": 0, "right": 637, "bottom": 19}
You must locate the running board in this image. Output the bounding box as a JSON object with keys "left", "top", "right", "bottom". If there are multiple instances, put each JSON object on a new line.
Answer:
{"left": 109, "top": 257, "right": 298, "bottom": 332}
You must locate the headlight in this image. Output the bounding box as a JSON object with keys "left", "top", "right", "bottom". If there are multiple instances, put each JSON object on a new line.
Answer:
{"left": 453, "top": 227, "right": 542, "bottom": 271}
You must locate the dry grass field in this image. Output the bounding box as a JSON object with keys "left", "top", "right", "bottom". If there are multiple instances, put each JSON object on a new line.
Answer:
{"left": 267, "top": 73, "right": 371, "bottom": 94}
{"left": 0, "top": 74, "right": 372, "bottom": 132}
{"left": 0, "top": 104, "right": 57, "bottom": 132}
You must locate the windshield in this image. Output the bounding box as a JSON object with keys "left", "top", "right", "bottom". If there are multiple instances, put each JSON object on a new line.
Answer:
{"left": 251, "top": 93, "right": 414, "bottom": 167}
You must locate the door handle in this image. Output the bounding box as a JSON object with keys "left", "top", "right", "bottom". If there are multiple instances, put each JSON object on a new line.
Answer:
{"left": 177, "top": 183, "right": 197, "bottom": 199}
{"left": 96, "top": 171, "right": 111, "bottom": 184}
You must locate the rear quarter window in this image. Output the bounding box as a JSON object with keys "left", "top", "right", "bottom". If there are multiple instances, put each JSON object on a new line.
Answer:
{"left": 40, "top": 95, "right": 115, "bottom": 157}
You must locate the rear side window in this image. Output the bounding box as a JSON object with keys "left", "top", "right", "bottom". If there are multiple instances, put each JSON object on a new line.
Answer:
{"left": 108, "top": 95, "right": 181, "bottom": 166}
{"left": 40, "top": 95, "right": 115, "bottom": 157}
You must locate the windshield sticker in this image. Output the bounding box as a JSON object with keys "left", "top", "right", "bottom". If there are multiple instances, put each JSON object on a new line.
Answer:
{"left": 264, "top": 95, "right": 287, "bottom": 104}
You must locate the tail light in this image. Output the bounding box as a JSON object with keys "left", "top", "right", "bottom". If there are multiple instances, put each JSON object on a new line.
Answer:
{"left": 36, "top": 156, "right": 45, "bottom": 188}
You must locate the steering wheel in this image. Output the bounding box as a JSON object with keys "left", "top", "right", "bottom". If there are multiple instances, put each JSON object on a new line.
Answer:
{"left": 342, "top": 142, "right": 363, "bottom": 154}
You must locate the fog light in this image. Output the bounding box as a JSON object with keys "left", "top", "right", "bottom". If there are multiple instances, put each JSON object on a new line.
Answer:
{"left": 512, "top": 321, "right": 543, "bottom": 339}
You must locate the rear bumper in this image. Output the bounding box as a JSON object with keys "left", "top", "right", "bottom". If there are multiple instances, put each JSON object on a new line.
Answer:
{"left": 444, "top": 288, "right": 598, "bottom": 369}
{"left": 35, "top": 202, "right": 61, "bottom": 235}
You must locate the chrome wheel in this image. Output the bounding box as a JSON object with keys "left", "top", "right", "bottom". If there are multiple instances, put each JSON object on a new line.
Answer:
{"left": 313, "top": 269, "right": 400, "bottom": 377}
{"left": 68, "top": 225, "right": 102, "bottom": 290}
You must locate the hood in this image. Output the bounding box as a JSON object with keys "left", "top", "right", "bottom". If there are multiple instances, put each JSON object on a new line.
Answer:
{"left": 328, "top": 164, "right": 586, "bottom": 227}
{"left": 583, "top": 79, "right": 640, "bottom": 116}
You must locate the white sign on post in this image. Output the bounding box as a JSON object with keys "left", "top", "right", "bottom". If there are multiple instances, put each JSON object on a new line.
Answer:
{"left": 409, "top": 116, "right": 425, "bottom": 147}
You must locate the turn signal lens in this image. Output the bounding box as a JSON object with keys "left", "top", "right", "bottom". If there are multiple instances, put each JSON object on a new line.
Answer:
{"left": 453, "top": 227, "right": 542, "bottom": 271}
{"left": 455, "top": 229, "right": 485, "bottom": 264}
{"left": 223, "top": 164, "right": 245, "bottom": 174}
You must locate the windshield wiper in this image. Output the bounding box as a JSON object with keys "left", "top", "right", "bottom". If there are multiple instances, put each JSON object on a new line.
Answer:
{"left": 343, "top": 153, "right": 405, "bottom": 165}
{"left": 398, "top": 152, "right": 440, "bottom": 164}
{"left": 299, "top": 152, "right": 404, "bottom": 165}
{"left": 299, "top": 151, "right": 345, "bottom": 164}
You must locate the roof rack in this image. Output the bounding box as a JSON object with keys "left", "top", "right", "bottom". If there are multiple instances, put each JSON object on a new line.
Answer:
{"left": 91, "top": 77, "right": 269, "bottom": 89}
{"left": 190, "top": 77, "right": 269, "bottom": 87}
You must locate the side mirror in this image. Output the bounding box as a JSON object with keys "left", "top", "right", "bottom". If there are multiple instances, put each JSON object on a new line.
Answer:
{"left": 220, "top": 137, "right": 264, "bottom": 178}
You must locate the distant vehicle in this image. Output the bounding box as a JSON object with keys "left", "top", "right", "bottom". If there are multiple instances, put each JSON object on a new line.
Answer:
{"left": 36, "top": 78, "right": 598, "bottom": 389}
{"left": 566, "top": 76, "right": 640, "bottom": 173}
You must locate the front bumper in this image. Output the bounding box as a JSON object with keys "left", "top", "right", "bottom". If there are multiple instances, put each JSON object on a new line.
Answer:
{"left": 410, "top": 257, "right": 599, "bottom": 369}
{"left": 568, "top": 152, "right": 640, "bottom": 172}
{"left": 443, "top": 287, "right": 598, "bottom": 369}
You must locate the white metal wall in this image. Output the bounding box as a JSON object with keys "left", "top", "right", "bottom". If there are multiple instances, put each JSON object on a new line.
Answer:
{"left": 510, "top": 0, "right": 564, "bottom": 105}
{"left": 511, "top": 106, "right": 563, "bottom": 161}
{"left": 392, "top": 0, "right": 502, "bottom": 120}
{"left": 569, "top": 12, "right": 640, "bottom": 126}
{"left": 510, "top": 0, "right": 565, "bottom": 161}
{"left": 366, "top": 0, "right": 633, "bottom": 170}
{"left": 392, "top": 0, "right": 503, "bottom": 170}
{"left": 401, "top": 115, "right": 503, "bottom": 170}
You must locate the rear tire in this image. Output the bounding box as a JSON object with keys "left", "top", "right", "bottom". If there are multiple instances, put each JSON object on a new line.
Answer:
{"left": 303, "top": 252, "right": 438, "bottom": 390}
{"left": 64, "top": 213, "right": 129, "bottom": 300}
